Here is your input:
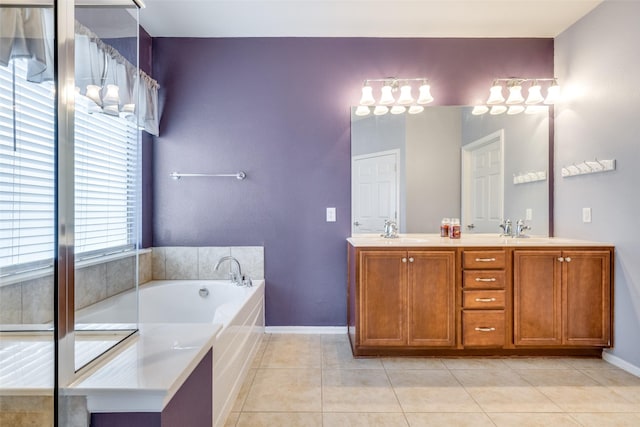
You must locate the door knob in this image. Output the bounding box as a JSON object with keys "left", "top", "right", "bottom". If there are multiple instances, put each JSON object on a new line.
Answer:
{"left": 353, "top": 221, "right": 360, "bottom": 226}
{"left": 467, "top": 224, "right": 475, "bottom": 229}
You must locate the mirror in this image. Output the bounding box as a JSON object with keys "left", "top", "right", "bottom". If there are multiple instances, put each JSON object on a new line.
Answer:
{"left": 351, "top": 106, "right": 550, "bottom": 236}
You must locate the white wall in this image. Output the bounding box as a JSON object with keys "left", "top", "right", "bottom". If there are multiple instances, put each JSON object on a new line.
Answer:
{"left": 555, "top": 0, "right": 640, "bottom": 368}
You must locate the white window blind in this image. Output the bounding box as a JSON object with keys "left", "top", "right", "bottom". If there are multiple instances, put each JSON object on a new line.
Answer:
{"left": 0, "top": 58, "right": 139, "bottom": 274}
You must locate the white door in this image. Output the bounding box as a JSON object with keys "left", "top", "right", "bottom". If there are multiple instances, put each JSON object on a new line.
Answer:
{"left": 462, "top": 130, "right": 504, "bottom": 233}
{"left": 352, "top": 150, "right": 399, "bottom": 234}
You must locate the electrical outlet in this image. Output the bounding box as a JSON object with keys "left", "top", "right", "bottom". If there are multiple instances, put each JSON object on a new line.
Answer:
{"left": 326, "top": 207, "right": 336, "bottom": 222}
{"left": 525, "top": 208, "right": 533, "bottom": 221}
{"left": 582, "top": 207, "right": 592, "bottom": 223}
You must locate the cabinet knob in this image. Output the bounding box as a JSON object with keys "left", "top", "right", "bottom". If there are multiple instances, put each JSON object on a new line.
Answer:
{"left": 408, "top": 257, "right": 414, "bottom": 263}
{"left": 557, "top": 257, "right": 564, "bottom": 262}
{"left": 474, "top": 327, "right": 496, "bottom": 332}
{"left": 402, "top": 258, "right": 407, "bottom": 263}
{"left": 565, "top": 257, "right": 572, "bottom": 262}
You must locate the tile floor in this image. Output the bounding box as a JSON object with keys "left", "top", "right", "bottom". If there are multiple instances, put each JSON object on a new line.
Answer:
{"left": 224, "top": 334, "right": 640, "bottom": 427}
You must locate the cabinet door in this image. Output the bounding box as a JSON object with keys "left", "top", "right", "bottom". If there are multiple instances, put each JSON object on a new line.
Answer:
{"left": 407, "top": 251, "right": 456, "bottom": 347}
{"left": 514, "top": 250, "right": 562, "bottom": 346}
{"left": 359, "top": 251, "right": 407, "bottom": 346}
{"left": 563, "top": 250, "right": 611, "bottom": 346}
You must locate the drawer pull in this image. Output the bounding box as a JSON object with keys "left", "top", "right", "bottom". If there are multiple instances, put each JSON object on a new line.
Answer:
{"left": 475, "top": 258, "right": 496, "bottom": 262}
{"left": 474, "top": 327, "right": 496, "bottom": 332}
{"left": 475, "top": 297, "right": 497, "bottom": 303}
{"left": 475, "top": 277, "right": 497, "bottom": 282}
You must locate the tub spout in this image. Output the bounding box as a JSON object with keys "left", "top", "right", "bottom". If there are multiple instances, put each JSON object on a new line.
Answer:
{"left": 214, "top": 256, "right": 244, "bottom": 286}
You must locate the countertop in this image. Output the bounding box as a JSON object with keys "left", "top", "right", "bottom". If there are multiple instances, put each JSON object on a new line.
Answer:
{"left": 347, "top": 234, "right": 614, "bottom": 247}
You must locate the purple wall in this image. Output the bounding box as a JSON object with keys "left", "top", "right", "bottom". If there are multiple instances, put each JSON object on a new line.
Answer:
{"left": 151, "top": 38, "right": 553, "bottom": 326}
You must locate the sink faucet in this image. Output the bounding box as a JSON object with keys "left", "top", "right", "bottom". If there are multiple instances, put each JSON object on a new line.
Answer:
{"left": 515, "top": 219, "right": 531, "bottom": 238}
{"left": 214, "top": 256, "right": 252, "bottom": 287}
{"left": 381, "top": 219, "right": 399, "bottom": 238}
{"left": 499, "top": 219, "right": 512, "bottom": 237}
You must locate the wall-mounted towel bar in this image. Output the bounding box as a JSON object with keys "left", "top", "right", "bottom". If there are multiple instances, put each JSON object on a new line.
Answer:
{"left": 170, "top": 171, "right": 247, "bottom": 180}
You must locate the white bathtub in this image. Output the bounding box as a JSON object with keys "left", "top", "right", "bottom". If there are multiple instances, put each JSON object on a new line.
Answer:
{"left": 76, "top": 279, "right": 265, "bottom": 427}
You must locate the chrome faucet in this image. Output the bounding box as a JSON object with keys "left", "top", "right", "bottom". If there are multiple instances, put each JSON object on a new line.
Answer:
{"left": 214, "top": 256, "right": 252, "bottom": 287}
{"left": 381, "top": 219, "right": 399, "bottom": 238}
{"left": 499, "top": 219, "right": 512, "bottom": 237}
{"left": 515, "top": 219, "right": 531, "bottom": 238}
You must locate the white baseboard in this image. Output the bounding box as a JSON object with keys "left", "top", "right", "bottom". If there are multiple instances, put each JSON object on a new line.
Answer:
{"left": 602, "top": 350, "right": 640, "bottom": 378}
{"left": 265, "top": 326, "right": 347, "bottom": 334}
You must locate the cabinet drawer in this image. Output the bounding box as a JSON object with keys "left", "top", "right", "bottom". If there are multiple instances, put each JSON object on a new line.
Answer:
{"left": 463, "top": 311, "right": 505, "bottom": 347}
{"left": 463, "top": 251, "right": 506, "bottom": 269}
{"left": 463, "top": 290, "right": 505, "bottom": 309}
{"left": 463, "top": 270, "right": 506, "bottom": 289}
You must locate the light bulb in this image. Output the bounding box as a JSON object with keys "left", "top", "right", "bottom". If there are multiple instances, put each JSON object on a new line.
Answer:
{"left": 102, "top": 84, "right": 120, "bottom": 105}
{"left": 359, "top": 85, "right": 375, "bottom": 105}
{"left": 390, "top": 105, "right": 406, "bottom": 114}
{"left": 397, "top": 84, "right": 414, "bottom": 105}
{"left": 506, "top": 85, "right": 525, "bottom": 104}
{"left": 379, "top": 85, "right": 395, "bottom": 105}
{"left": 526, "top": 84, "right": 544, "bottom": 104}
{"left": 490, "top": 105, "right": 507, "bottom": 115}
{"left": 417, "top": 84, "right": 434, "bottom": 104}
{"left": 373, "top": 105, "right": 389, "bottom": 115}
{"left": 408, "top": 105, "right": 424, "bottom": 114}
{"left": 487, "top": 84, "right": 505, "bottom": 104}
{"left": 472, "top": 105, "right": 489, "bottom": 115}
{"left": 507, "top": 105, "right": 525, "bottom": 115}
{"left": 544, "top": 82, "right": 560, "bottom": 104}
{"left": 355, "top": 105, "right": 371, "bottom": 116}
{"left": 85, "top": 85, "right": 102, "bottom": 106}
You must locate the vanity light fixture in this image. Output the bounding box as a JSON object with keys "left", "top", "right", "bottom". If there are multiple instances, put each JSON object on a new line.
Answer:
{"left": 357, "top": 77, "right": 433, "bottom": 116}
{"left": 475, "top": 77, "right": 560, "bottom": 115}
{"left": 84, "top": 83, "right": 133, "bottom": 118}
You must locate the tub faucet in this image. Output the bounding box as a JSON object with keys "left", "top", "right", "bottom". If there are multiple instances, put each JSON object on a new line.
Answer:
{"left": 214, "top": 256, "right": 252, "bottom": 287}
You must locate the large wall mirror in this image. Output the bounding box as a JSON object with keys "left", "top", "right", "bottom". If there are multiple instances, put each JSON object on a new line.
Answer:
{"left": 351, "top": 106, "right": 551, "bottom": 236}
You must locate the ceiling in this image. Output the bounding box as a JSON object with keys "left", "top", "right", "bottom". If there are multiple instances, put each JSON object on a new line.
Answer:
{"left": 138, "top": 0, "right": 603, "bottom": 38}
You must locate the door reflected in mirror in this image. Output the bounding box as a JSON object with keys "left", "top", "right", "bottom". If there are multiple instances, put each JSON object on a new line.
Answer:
{"left": 351, "top": 106, "right": 550, "bottom": 236}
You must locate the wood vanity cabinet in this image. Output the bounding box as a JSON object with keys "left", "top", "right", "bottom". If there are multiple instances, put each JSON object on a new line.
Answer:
{"left": 352, "top": 249, "right": 456, "bottom": 352}
{"left": 513, "top": 249, "right": 612, "bottom": 347}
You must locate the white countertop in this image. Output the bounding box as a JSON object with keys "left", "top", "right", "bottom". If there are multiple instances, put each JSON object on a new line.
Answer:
{"left": 348, "top": 234, "right": 614, "bottom": 247}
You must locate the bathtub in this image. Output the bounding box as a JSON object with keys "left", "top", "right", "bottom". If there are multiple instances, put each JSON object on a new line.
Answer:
{"left": 76, "top": 279, "right": 265, "bottom": 427}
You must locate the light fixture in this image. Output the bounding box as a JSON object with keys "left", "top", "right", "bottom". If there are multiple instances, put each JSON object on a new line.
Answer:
{"left": 102, "top": 84, "right": 120, "bottom": 105}
{"left": 544, "top": 79, "right": 560, "bottom": 104}
{"left": 86, "top": 85, "right": 102, "bottom": 106}
{"left": 487, "top": 82, "right": 505, "bottom": 104}
{"left": 355, "top": 105, "right": 371, "bottom": 116}
{"left": 379, "top": 84, "right": 396, "bottom": 105}
{"left": 473, "top": 77, "right": 560, "bottom": 115}
{"left": 506, "top": 82, "right": 525, "bottom": 104}
{"left": 397, "top": 84, "right": 414, "bottom": 105}
{"left": 359, "top": 84, "right": 376, "bottom": 106}
{"left": 356, "top": 77, "right": 433, "bottom": 115}
{"left": 526, "top": 82, "right": 544, "bottom": 104}
{"left": 373, "top": 105, "right": 389, "bottom": 115}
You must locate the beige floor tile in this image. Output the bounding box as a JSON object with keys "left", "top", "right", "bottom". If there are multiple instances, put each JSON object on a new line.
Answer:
{"left": 559, "top": 357, "right": 617, "bottom": 370}
{"left": 451, "top": 368, "right": 531, "bottom": 387}
{"left": 261, "top": 334, "right": 322, "bottom": 368}
{"left": 250, "top": 335, "right": 270, "bottom": 369}
{"left": 580, "top": 368, "right": 640, "bottom": 386}
{"left": 322, "top": 369, "right": 402, "bottom": 413}
{"left": 243, "top": 368, "right": 322, "bottom": 412}
{"left": 382, "top": 358, "right": 447, "bottom": 370}
{"left": 502, "top": 358, "right": 572, "bottom": 370}
{"left": 442, "top": 358, "right": 509, "bottom": 370}
{"left": 236, "top": 412, "right": 322, "bottom": 427}
{"left": 223, "top": 411, "right": 240, "bottom": 427}
{"left": 323, "top": 412, "right": 409, "bottom": 427}
{"left": 231, "top": 368, "right": 257, "bottom": 412}
{"left": 488, "top": 412, "right": 580, "bottom": 426}
{"left": 537, "top": 385, "right": 638, "bottom": 412}
{"left": 405, "top": 412, "right": 494, "bottom": 427}
{"left": 323, "top": 339, "right": 384, "bottom": 369}
{"left": 387, "top": 370, "right": 482, "bottom": 413}
{"left": 464, "top": 385, "right": 562, "bottom": 413}
{"left": 321, "top": 333, "right": 350, "bottom": 344}
{"left": 514, "top": 369, "right": 600, "bottom": 387}
{"left": 569, "top": 412, "right": 640, "bottom": 426}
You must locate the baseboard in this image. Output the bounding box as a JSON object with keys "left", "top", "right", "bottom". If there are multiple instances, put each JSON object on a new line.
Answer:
{"left": 265, "top": 326, "right": 347, "bottom": 334}
{"left": 602, "top": 350, "right": 640, "bottom": 378}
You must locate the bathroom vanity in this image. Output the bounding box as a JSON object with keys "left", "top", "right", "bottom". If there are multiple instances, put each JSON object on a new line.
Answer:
{"left": 347, "top": 235, "right": 613, "bottom": 357}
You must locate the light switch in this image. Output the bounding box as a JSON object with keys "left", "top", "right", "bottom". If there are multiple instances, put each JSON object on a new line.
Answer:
{"left": 525, "top": 208, "right": 533, "bottom": 221}
{"left": 582, "top": 207, "right": 592, "bottom": 223}
{"left": 326, "top": 207, "right": 336, "bottom": 222}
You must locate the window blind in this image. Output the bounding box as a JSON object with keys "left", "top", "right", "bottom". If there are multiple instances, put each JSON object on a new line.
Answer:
{"left": 0, "top": 58, "right": 139, "bottom": 274}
